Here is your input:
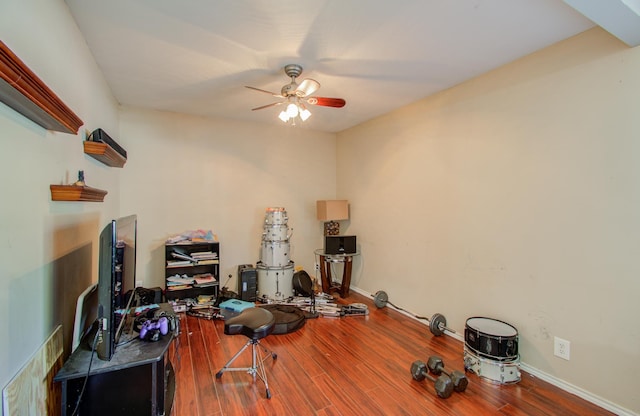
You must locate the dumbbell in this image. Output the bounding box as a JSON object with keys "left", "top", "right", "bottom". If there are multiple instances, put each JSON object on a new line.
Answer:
{"left": 410, "top": 360, "right": 454, "bottom": 399}
{"left": 372, "top": 290, "right": 455, "bottom": 336}
{"left": 427, "top": 356, "right": 468, "bottom": 393}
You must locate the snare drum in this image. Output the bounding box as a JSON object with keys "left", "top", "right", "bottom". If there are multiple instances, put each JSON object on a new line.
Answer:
{"left": 256, "top": 262, "right": 294, "bottom": 301}
{"left": 264, "top": 207, "right": 288, "bottom": 225}
{"left": 465, "top": 317, "right": 519, "bottom": 361}
{"left": 464, "top": 348, "right": 521, "bottom": 384}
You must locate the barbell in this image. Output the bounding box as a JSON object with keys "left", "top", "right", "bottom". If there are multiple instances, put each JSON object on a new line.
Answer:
{"left": 372, "top": 290, "right": 455, "bottom": 336}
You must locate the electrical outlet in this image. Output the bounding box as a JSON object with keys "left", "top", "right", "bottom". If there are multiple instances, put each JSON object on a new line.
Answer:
{"left": 315, "top": 263, "right": 320, "bottom": 271}
{"left": 554, "top": 336, "right": 570, "bottom": 360}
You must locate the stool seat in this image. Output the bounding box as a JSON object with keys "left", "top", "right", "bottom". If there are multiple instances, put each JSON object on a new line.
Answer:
{"left": 224, "top": 307, "right": 275, "bottom": 339}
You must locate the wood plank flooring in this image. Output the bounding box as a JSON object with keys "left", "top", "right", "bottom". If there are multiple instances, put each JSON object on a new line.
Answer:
{"left": 168, "top": 292, "right": 614, "bottom": 416}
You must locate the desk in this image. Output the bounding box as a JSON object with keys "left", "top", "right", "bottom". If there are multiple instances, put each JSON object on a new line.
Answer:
{"left": 315, "top": 249, "right": 360, "bottom": 298}
{"left": 54, "top": 304, "right": 176, "bottom": 416}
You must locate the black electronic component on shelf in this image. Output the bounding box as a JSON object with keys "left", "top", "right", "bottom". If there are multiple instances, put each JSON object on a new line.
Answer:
{"left": 89, "top": 128, "right": 127, "bottom": 159}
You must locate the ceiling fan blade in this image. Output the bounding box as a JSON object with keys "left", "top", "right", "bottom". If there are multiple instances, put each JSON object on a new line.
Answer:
{"left": 295, "top": 79, "right": 320, "bottom": 97}
{"left": 245, "top": 86, "right": 284, "bottom": 98}
{"left": 306, "top": 97, "right": 346, "bottom": 108}
{"left": 251, "top": 101, "right": 284, "bottom": 111}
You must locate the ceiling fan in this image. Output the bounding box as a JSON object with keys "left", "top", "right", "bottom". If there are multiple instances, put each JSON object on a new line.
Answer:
{"left": 245, "top": 64, "right": 346, "bottom": 123}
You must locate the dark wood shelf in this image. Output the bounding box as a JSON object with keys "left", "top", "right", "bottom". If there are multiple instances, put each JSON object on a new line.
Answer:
{"left": 0, "top": 41, "right": 83, "bottom": 134}
{"left": 165, "top": 241, "right": 220, "bottom": 301}
{"left": 84, "top": 141, "right": 127, "bottom": 168}
{"left": 50, "top": 185, "right": 107, "bottom": 202}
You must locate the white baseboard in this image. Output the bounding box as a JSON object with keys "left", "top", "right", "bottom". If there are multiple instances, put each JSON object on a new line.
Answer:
{"left": 350, "top": 286, "right": 637, "bottom": 416}
{"left": 518, "top": 363, "right": 635, "bottom": 416}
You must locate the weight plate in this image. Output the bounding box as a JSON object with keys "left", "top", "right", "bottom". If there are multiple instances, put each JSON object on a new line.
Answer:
{"left": 373, "top": 291, "right": 388, "bottom": 308}
{"left": 430, "top": 313, "right": 446, "bottom": 337}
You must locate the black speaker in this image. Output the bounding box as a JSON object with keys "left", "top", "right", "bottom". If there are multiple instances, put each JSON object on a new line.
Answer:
{"left": 237, "top": 264, "right": 257, "bottom": 302}
{"left": 324, "top": 235, "right": 357, "bottom": 254}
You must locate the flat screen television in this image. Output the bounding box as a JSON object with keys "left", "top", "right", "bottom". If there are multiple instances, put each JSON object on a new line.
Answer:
{"left": 96, "top": 214, "right": 138, "bottom": 361}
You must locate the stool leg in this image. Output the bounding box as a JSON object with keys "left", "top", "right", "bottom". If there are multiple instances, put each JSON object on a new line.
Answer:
{"left": 253, "top": 342, "right": 271, "bottom": 399}
{"left": 216, "top": 340, "right": 251, "bottom": 378}
{"left": 215, "top": 339, "right": 276, "bottom": 399}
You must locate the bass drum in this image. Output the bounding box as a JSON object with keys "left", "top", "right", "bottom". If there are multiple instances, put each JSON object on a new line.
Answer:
{"left": 260, "top": 240, "right": 290, "bottom": 267}
{"left": 264, "top": 207, "right": 288, "bottom": 225}
{"left": 464, "top": 348, "right": 521, "bottom": 385}
{"left": 465, "top": 317, "right": 519, "bottom": 361}
{"left": 256, "top": 262, "right": 294, "bottom": 301}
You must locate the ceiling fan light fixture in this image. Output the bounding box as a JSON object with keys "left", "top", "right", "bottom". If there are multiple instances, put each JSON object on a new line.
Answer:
{"left": 286, "top": 103, "right": 299, "bottom": 118}
{"left": 246, "top": 64, "right": 344, "bottom": 125}
{"left": 278, "top": 111, "right": 290, "bottom": 122}
{"left": 299, "top": 107, "right": 311, "bottom": 121}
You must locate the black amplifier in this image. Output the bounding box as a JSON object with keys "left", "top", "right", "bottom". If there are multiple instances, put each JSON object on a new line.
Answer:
{"left": 237, "top": 264, "right": 257, "bottom": 302}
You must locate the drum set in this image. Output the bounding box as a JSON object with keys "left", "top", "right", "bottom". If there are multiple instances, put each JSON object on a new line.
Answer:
{"left": 463, "top": 317, "right": 521, "bottom": 385}
{"left": 256, "top": 207, "right": 294, "bottom": 302}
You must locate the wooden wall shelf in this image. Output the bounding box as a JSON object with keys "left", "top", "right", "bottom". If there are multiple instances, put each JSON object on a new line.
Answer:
{"left": 84, "top": 141, "right": 127, "bottom": 168}
{"left": 0, "top": 41, "right": 83, "bottom": 134}
{"left": 50, "top": 185, "right": 107, "bottom": 202}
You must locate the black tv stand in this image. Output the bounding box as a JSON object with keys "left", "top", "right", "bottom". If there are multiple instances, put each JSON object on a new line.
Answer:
{"left": 54, "top": 303, "right": 176, "bottom": 416}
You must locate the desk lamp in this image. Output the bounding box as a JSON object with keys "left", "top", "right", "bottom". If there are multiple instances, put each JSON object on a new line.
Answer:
{"left": 316, "top": 200, "right": 349, "bottom": 236}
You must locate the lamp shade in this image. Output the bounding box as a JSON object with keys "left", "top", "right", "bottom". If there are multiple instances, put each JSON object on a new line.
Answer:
{"left": 316, "top": 200, "right": 349, "bottom": 221}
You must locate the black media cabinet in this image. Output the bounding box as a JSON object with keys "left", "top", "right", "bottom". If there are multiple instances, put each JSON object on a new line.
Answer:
{"left": 54, "top": 304, "right": 177, "bottom": 416}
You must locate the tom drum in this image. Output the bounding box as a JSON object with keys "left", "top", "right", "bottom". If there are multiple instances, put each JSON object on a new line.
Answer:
{"left": 262, "top": 224, "right": 291, "bottom": 242}
{"left": 260, "top": 240, "right": 290, "bottom": 268}
{"left": 264, "top": 207, "right": 288, "bottom": 225}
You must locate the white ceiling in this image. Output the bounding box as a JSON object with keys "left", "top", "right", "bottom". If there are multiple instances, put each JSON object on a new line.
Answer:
{"left": 62, "top": 0, "right": 636, "bottom": 133}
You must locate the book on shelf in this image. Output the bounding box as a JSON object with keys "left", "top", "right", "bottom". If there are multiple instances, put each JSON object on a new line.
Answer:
{"left": 167, "top": 260, "right": 193, "bottom": 267}
{"left": 166, "top": 284, "right": 192, "bottom": 291}
{"left": 191, "top": 251, "right": 217, "bottom": 259}
{"left": 193, "top": 273, "right": 217, "bottom": 287}
{"left": 171, "top": 251, "right": 195, "bottom": 261}
{"left": 196, "top": 259, "right": 219, "bottom": 265}
{"left": 193, "top": 273, "right": 215, "bottom": 284}
{"left": 167, "top": 274, "right": 195, "bottom": 284}
{"left": 194, "top": 281, "right": 218, "bottom": 288}
{"left": 197, "top": 294, "right": 215, "bottom": 305}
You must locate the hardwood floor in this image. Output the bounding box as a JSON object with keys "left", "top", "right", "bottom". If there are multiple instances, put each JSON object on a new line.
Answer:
{"left": 168, "top": 292, "right": 613, "bottom": 416}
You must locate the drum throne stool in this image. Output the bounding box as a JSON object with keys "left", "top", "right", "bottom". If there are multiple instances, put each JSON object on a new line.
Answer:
{"left": 215, "top": 307, "right": 278, "bottom": 398}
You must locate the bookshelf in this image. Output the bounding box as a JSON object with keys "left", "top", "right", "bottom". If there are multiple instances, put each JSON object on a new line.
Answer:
{"left": 165, "top": 241, "right": 220, "bottom": 300}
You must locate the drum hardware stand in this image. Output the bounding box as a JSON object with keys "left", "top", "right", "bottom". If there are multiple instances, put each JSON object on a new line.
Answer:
{"left": 307, "top": 278, "right": 320, "bottom": 318}
{"left": 371, "top": 290, "right": 455, "bottom": 336}
{"left": 274, "top": 296, "right": 367, "bottom": 318}
{"left": 340, "top": 303, "right": 369, "bottom": 317}
{"left": 187, "top": 307, "right": 224, "bottom": 320}
{"left": 257, "top": 294, "right": 294, "bottom": 304}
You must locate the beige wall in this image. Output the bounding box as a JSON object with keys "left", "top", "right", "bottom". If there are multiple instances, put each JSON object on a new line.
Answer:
{"left": 338, "top": 27, "right": 640, "bottom": 413}
{"left": 1, "top": 0, "right": 638, "bottom": 414}
{"left": 0, "top": 0, "right": 121, "bottom": 407}
{"left": 118, "top": 108, "right": 336, "bottom": 290}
